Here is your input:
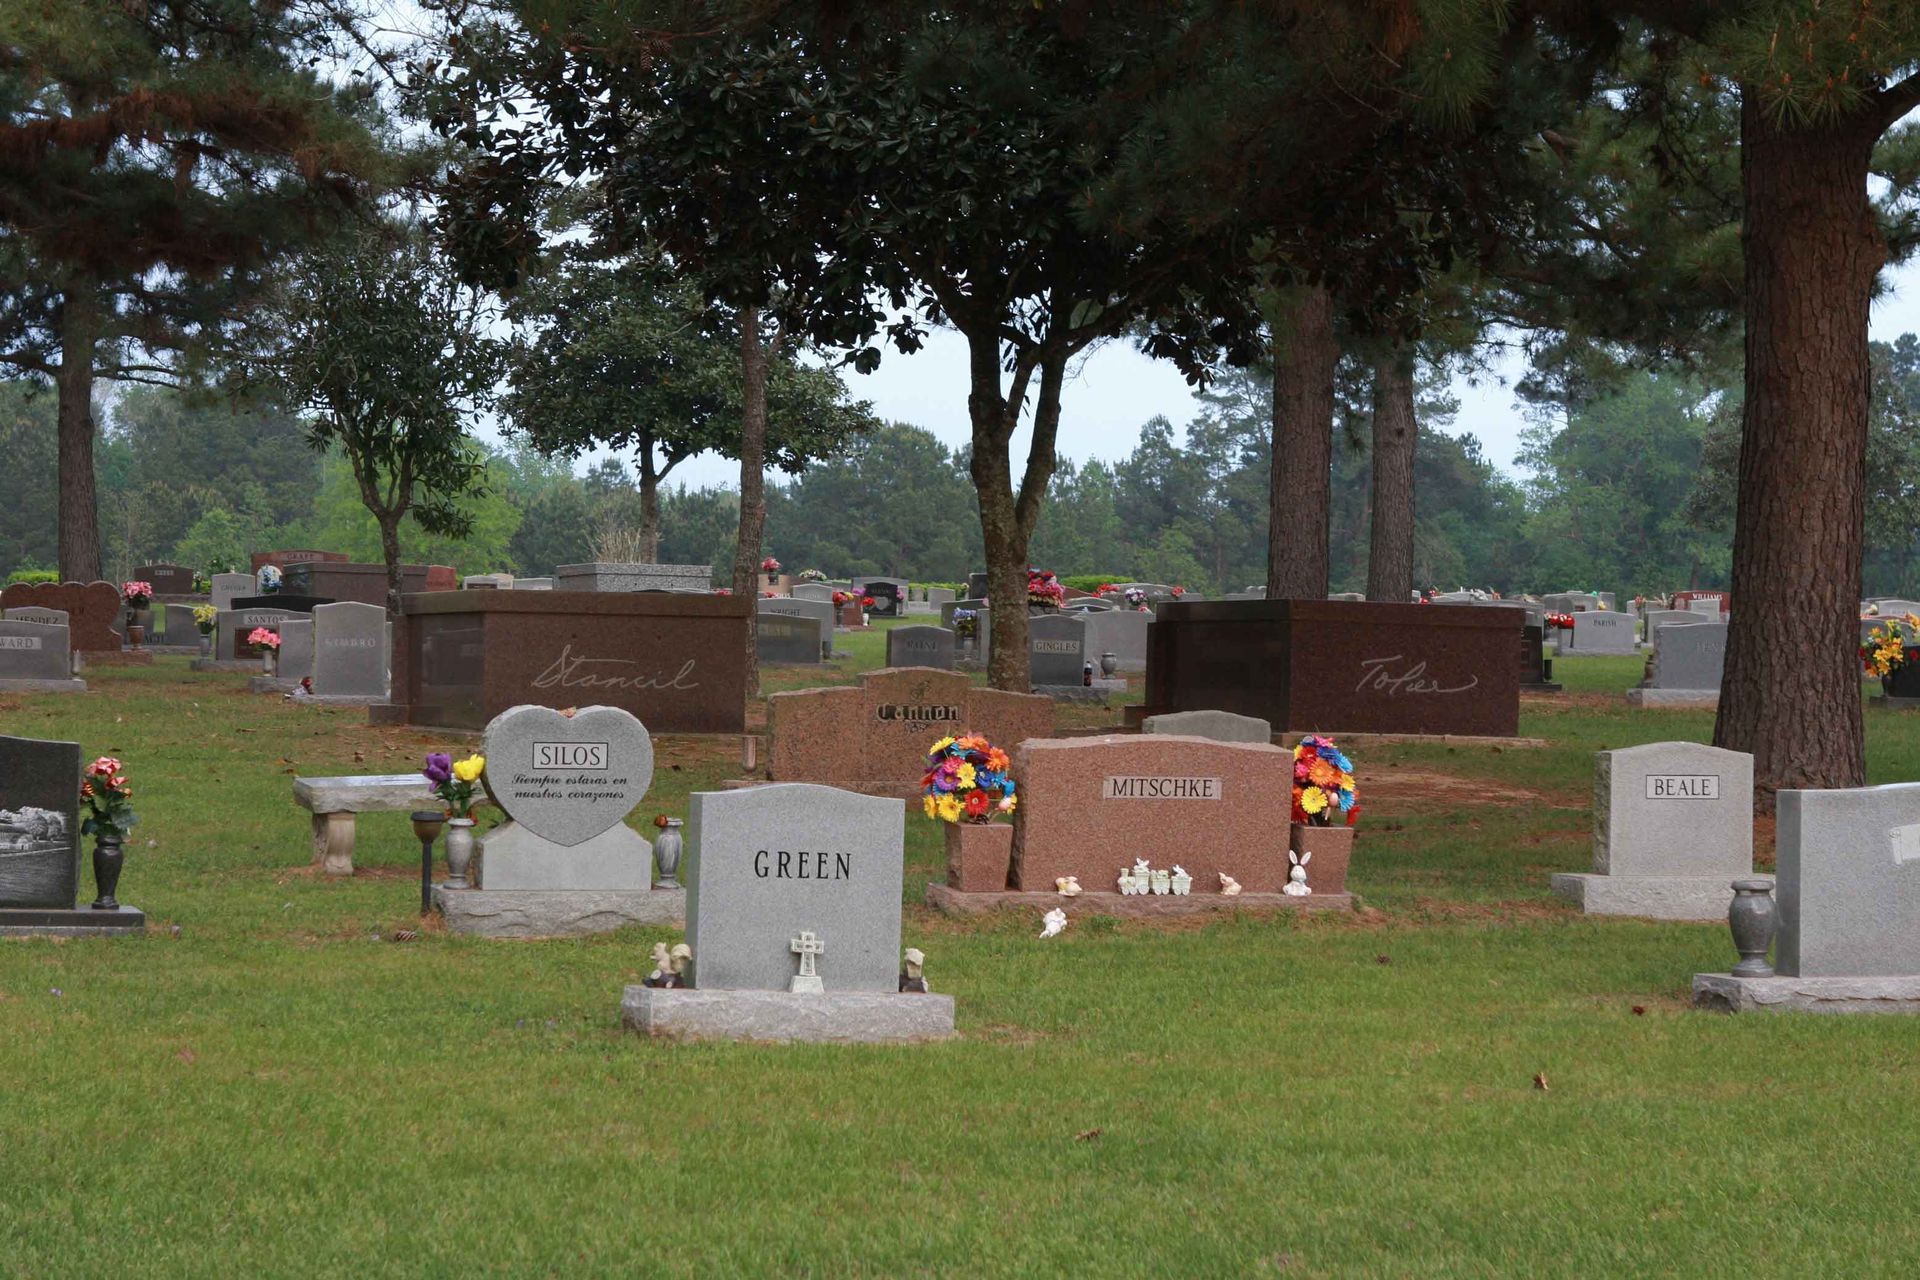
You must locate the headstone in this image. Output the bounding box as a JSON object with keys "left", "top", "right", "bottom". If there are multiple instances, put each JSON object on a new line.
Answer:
{"left": 1028, "top": 613, "right": 1088, "bottom": 686}
{"left": 1776, "top": 783, "right": 1920, "bottom": 977}
{"left": 1141, "top": 709, "right": 1272, "bottom": 743}
{"left": 1687, "top": 598, "right": 1724, "bottom": 616}
{"left": 0, "top": 621, "right": 76, "bottom": 684}
{"left": 1081, "top": 608, "right": 1150, "bottom": 672}
{"left": 515, "top": 577, "right": 554, "bottom": 590}
{"left": 1647, "top": 622, "right": 1727, "bottom": 692}
{"left": 885, "top": 625, "right": 957, "bottom": 671}
{"left": 940, "top": 597, "right": 988, "bottom": 629}
{"left": 475, "top": 704, "right": 656, "bottom": 890}
{"left": 276, "top": 618, "right": 315, "bottom": 681}
{"left": 758, "top": 597, "right": 836, "bottom": 658}
{"left": 0, "top": 734, "right": 81, "bottom": 907}
{"left": 210, "top": 573, "right": 252, "bottom": 610}
{"left": 756, "top": 611, "right": 825, "bottom": 665}
{"left": 161, "top": 603, "right": 199, "bottom": 643}
{"left": 1567, "top": 610, "right": 1636, "bottom": 654}
{"left": 791, "top": 583, "right": 836, "bottom": 604}
{"left": 310, "top": 601, "right": 389, "bottom": 696}
{"left": 464, "top": 574, "right": 511, "bottom": 589}
{"left": 1550, "top": 742, "right": 1758, "bottom": 920}
{"left": 967, "top": 572, "right": 989, "bottom": 599}
{"left": 0, "top": 581, "right": 122, "bottom": 653}
{"left": 926, "top": 587, "right": 956, "bottom": 609}
{"left": 135, "top": 563, "right": 194, "bottom": 595}
{"left": 686, "top": 784, "right": 904, "bottom": 992}
{"left": 554, "top": 562, "right": 713, "bottom": 593}
{"left": 4, "top": 606, "right": 66, "bottom": 626}
{"left": 1642, "top": 609, "right": 1706, "bottom": 641}
{"left": 219, "top": 606, "right": 294, "bottom": 660}
{"left": 250, "top": 548, "right": 346, "bottom": 573}
{"left": 854, "top": 577, "right": 908, "bottom": 618}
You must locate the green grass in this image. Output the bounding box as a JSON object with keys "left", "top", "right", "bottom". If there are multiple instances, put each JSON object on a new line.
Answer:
{"left": 5, "top": 649, "right": 1920, "bottom": 1275}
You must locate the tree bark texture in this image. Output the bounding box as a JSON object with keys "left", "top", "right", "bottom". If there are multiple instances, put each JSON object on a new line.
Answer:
{"left": 638, "top": 450, "right": 661, "bottom": 564}
{"left": 56, "top": 283, "right": 102, "bottom": 583}
{"left": 379, "top": 513, "right": 405, "bottom": 618}
{"left": 1366, "top": 350, "right": 1417, "bottom": 603}
{"left": 1266, "top": 284, "right": 1338, "bottom": 600}
{"left": 732, "top": 305, "right": 772, "bottom": 698}
{"left": 1713, "top": 94, "right": 1882, "bottom": 803}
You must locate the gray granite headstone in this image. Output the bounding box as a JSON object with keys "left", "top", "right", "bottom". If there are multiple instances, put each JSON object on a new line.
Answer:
{"left": 1081, "top": 608, "right": 1150, "bottom": 672}
{"left": 1778, "top": 782, "right": 1920, "bottom": 977}
{"left": 218, "top": 607, "right": 294, "bottom": 660}
{"left": 210, "top": 573, "right": 251, "bottom": 610}
{"left": 1027, "top": 613, "right": 1087, "bottom": 685}
{"left": 885, "top": 625, "right": 956, "bottom": 670}
{"left": 1568, "top": 610, "right": 1636, "bottom": 654}
{"left": 161, "top": 603, "right": 199, "bottom": 643}
{"left": 277, "top": 619, "right": 314, "bottom": 680}
{"left": 926, "top": 587, "right": 956, "bottom": 608}
{"left": 554, "top": 562, "right": 711, "bottom": 592}
{"left": 481, "top": 704, "right": 655, "bottom": 848}
{"left": 1650, "top": 622, "right": 1727, "bottom": 691}
{"left": 5, "top": 606, "right": 68, "bottom": 627}
{"left": 1594, "top": 742, "right": 1752, "bottom": 878}
{"left": 940, "top": 597, "right": 988, "bottom": 629}
{"left": 757, "top": 611, "right": 824, "bottom": 665}
{"left": 686, "top": 783, "right": 904, "bottom": 993}
{"left": 311, "top": 601, "right": 388, "bottom": 696}
{"left": 791, "top": 583, "right": 836, "bottom": 604}
{"left": 758, "top": 596, "right": 835, "bottom": 657}
{"left": 0, "top": 734, "right": 82, "bottom": 908}
{"left": 1686, "top": 598, "right": 1726, "bottom": 616}
{"left": 0, "top": 621, "right": 73, "bottom": 681}
{"left": 1643, "top": 609, "right": 1706, "bottom": 641}
{"left": 1141, "top": 709, "right": 1272, "bottom": 744}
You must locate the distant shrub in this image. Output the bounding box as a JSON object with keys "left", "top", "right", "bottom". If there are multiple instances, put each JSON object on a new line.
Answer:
{"left": 5, "top": 567, "right": 59, "bottom": 586}
{"left": 1060, "top": 574, "right": 1127, "bottom": 593}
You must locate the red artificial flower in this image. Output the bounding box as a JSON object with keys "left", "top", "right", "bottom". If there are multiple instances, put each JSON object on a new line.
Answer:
{"left": 963, "top": 790, "right": 990, "bottom": 818}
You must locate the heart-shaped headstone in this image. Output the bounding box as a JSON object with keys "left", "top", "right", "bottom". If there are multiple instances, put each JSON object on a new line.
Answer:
{"left": 480, "top": 704, "right": 654, "bottom": 848}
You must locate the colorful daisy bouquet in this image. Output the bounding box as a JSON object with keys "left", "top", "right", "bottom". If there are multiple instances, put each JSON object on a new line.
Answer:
{"left": 191, "top": 603, "right": 218, "bottom": 634}
{"left": 424, "top": 751, "right": 487, "bottom": 819}
{"left": 1861, "top": 614, "right": 1920, "bottom": 678}
{"left": 121, "top": 580, "right": 153, "bottom": 608}
{"left": 1026, "top": 568, "right": 1065, "bottom": 609}
{"left": 80, "top": 756, "right": 138, "bottom": 841}
{"left": 922, "top": 735, "right": 1018, "bottom": 824}
{"left": 1292, "top": 735, "right": 1358, "bottom": 827}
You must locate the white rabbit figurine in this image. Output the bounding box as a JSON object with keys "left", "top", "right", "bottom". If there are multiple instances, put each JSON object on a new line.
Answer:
{"left": 1283, "top": 850, "right": 1313, "bottom": 896}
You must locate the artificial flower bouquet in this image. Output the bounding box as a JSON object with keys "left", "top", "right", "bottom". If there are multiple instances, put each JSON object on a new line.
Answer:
{"left": 1026, "top": 568, "right": 1065, "bottom": 608}
{"left": 1862, "top": 614, "right": 1920, "bottom": 678}
{"left": 1292, "top": 734, "right": 1358, "bottom": 827}
{"left": 80, "top": 756, "right": 137, "bottom": 840}
{"left": 1545, "top": 612, "right": 1575, "bottom": 632}
{"left": 192, "top": 604, "right": 218, "bottom": 635}
{"left": 424, "top": 751, "right": 486, "bottom": 819}
{"left": 246, "top": 627, "right": 280, "bottom": 651}
{"left": 951, "top": 608, "right": 978, "bottom": 639}
{"left": 760, "top": 555, "right": 781, "bottom": 573}
{"left": 797, "top": 568, "right": 827, "bottom": 583}
{"left": 922, "top": 735, "right": 1018, "bottom": 824}
{"left": 257, "top": 564, "right": 283, "bottom": 593}
{"left": 121, "top": 581, "right": 153, "bottom": 609}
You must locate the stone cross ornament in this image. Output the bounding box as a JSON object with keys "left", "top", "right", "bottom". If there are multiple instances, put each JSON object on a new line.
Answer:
{"left": 790, "top": 930, "right": 826, "bottom": 993}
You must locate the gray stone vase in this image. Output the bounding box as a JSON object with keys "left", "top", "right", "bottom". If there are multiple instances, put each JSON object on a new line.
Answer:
{"left": 444, "top": 818, "right": 476, "bottom": 889}
{"left": 1728, "top": 878, "right": 1777, "bottom": 977}
{"left": 653, "top": 818, "right": 684, "bottom": 889}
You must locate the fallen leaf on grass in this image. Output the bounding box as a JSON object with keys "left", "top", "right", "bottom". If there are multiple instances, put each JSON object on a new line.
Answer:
{"left": 1375, "top": 954, "right": 1391, "bottom": 965}
{"left": 1532, "top": 1072, "right": 1549, "bottom": 1092}
{"left": 177, "top": 1048, "right": 197, "bottom": 1064}
{"left": 1631, "top": 1005, "right": 1647, "bottom": 1016}
{"left": 1075, "top": 1128, "right": 1102, "bottom": 1142}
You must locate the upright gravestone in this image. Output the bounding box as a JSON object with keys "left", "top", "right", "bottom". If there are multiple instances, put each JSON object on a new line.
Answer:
{"left": 792, "top": 583, "right": 836, "bottom": 604}
{"left": 1028, "top": 613, "right": 1088, "bottom": 687}
{"left": 1081, "top": 608, "right": 1150, "bottom": 672}
{"left": 926, "top": 587, "right": 957, "bottom": 609}
{"left": 1140, "top": 709, "right": 1272, "bottom": 743}
{"left": 135, "top": 563, "right": 195, "bottom": 595}
{"left": 216, "top": 606, "right": 294, "bottom": 662}
{"left": 758, "top": 596, "right": 836, "bottom": 659}
{"left": 276, "top": 619, "right": 315, "bottom": 682}
{"left": 161, "top": 603, "right": 200, "bottom": 646}
{"left": 885, "top": 625, "right": 957, "bottom": 671}
{"left": 1688, "top": 597, "right": 1728, "bottom": 616}
{"left": 624, "top": 783, "right": 950, "bottom": 1042}
{"left": 757, "top": 611, "right": 825, "bottom": 665}
{"left": 0, "top": 582, "right": 123, "bottom": 655}
{"left": 4, "top": 606, "right": 66, "bottom": 626}
{"left": 1567, "top": 610, "right": 1637, "bottom": 655}
{"left": 1642, "top": 609, "right": 1707, "bottom": 642}
{"left": 433, "top": 704, "right": 681, "bottom": 938}
{"left": 1695, "top": 781, "right": 1920, "bottom": 1012}
{"left": 1551, "top": 742, "right": 1759, "bottom": 920}
{"left": 0, "top": 735, "right": 142, "bottom": 935}
{"left": 310, "top": 601, "right": 389, "bottom": 698}
{"left": 1628, "top": 622, "right": 1727, "bottom": 707}
{"left": 858, "top": 578, "right": 907, "bottom": 617}
{"left": 0, "top": 622, "right": 83, "bottom": 691}
{"left": 967, "top": 571, "right": 989, "bottom": 600}
{"left": 210, "top": 573, "right": 251, "bottom": 611}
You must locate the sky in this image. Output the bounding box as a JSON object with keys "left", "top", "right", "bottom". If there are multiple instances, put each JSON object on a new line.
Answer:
{"left": 627, "top": 254, "right": 1920, "bottom": 492}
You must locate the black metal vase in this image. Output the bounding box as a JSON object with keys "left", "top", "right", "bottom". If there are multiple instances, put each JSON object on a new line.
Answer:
{"left": 91, "top": 834, "right": 124, "bottom": 910}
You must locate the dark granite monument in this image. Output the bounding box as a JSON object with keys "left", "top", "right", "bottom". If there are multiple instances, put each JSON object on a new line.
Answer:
{"left": 0, "top": 734, "right": 143, "bottom": 934}
{"left": 250, "top": 548, "right": 348, "bottom": 573}
{"left": 283, "top": 562, "right": 455, "bottom": 608}
{"left": 134, "top": 562, "right": 195, "bottom": 595}
{"left": 393, "top": 589, "right": 750, "bottom": 733}
{"left": 1139, "top": 598, "right": 1523, "bottom": 736}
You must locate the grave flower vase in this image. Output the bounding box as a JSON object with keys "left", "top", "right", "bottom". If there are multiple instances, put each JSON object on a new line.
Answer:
{"left": 197, "top": 633, "right": 212, "bottom": 658}
{"left": 945, "top": 821, "right": 1013, "bottom": 892}
{"left": 1288, "top": 822, "right": 1354, "bottom": 895}
{"left": 1728, "top": 879, "right": 1777, "bottom": 977}
{"left": 1882, "top": 663, "right": 1920, "bottom": 701}
{"left": 261, "top": 649, "right": 277, "bottom": 677}
{"left": 653, "top": 818, "right": 685, "bottom": 888}
{"left": 444, "top": 818, "right": 476, "bottom": 888}
{"left": 91, "top": 835, "right": 124, "bottom": 910}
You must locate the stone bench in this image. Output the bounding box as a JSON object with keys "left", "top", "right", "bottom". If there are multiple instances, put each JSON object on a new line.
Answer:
{"left": 292, "top": 774, "right": 491, "bottom": 877}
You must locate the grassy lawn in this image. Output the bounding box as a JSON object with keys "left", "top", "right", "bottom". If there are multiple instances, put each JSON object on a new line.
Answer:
{"left": 4, "top": 644, "right": 1920, "bottom": 1275}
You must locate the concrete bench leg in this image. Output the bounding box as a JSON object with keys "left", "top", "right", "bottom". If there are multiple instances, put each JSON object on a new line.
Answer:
{"left": 312, "top": 812, "right": 356, "bottom": 877}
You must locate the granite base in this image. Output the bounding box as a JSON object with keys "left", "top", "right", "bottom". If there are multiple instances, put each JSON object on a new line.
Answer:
{"left": 1519, "top": 681, "right": 1564, "bottom": 694}
{"left": 1625, "top": 687, "right": 1720, "bottom": 709}
{"left": 1870, "top": 696, "right": 1920, "bottom": 711}
{"left": 1549, "top": 872, "right": 1764, "bottom": 921}
{"left": 1691, "top": 972, "right": 1920, "bottom": 1014}
{"left": 924, "top": 883, "right": 1353, "bottom": 918}
{"left": 0, "top": 677, "right": 87, "bottom": 694}
{"left": 621, "top": 986, "right": 956, "bottom": 1043}
{"left": 190, "top": 659, "right": 262, "bottom": 674}
{"left": 433, "top": 885, "right": 683, "bottom": 938}
{"left": 1033, "top": 683, "right": 1114, "bottom": 703}
{"left": 0, "top": 904, "right": 146, "bottom": 937}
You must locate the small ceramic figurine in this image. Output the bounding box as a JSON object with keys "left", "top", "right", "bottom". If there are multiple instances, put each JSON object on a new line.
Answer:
{"left": 1170, "top": 865, "right": 1193, "bottom": 896}
{"left": 1116, "top": 867, "right": 1136, "bottom": 895}
{"left": 1150, "top": 868, "right": 1172, "bottom": 896}
{"left": 899, "top": 947, "right": 929, "bottom": 993}
{"left": 1284, "top": 850, "right": 1313, "bottom": 896}
{"left": 1039, "top": 908, "right": 1068, "bottom": 938}
{"left": 667, "top": 942, "right": 693, "bottom": 985}
{"left": 1056, "top": 875, "right": 1082, "bottom": 897}
{"left": 643, "top": 941, "right": 674, "bottom": 987}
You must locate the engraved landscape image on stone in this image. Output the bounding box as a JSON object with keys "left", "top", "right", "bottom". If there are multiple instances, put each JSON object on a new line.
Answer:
{"left": 0, "top": 734, "right": 83, "bottom": 908}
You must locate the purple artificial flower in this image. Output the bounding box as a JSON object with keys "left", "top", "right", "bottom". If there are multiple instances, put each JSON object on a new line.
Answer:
{"left": 423, "top": 752, "right": 453, "bottom": 785}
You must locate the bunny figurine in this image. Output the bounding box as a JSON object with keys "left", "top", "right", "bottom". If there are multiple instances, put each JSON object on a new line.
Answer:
{"left": 1283, "top": 850, "right": 1313, "bottom": 896}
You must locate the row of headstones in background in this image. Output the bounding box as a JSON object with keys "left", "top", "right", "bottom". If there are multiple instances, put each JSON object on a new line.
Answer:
{"left": 554, "top": 562, "right": 712, "bottom": 592}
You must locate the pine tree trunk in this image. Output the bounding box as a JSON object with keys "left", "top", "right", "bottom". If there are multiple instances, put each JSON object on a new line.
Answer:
{"left": 1266, "top": 283, "right": 1338, "bottom": 600}
{"left": 638, "top": 453, "right": 661, "bottom": 564}
{"left": 379, "top": 512, "right": 404, "bottom": 617}
{"left": 732, "top": 305, "right": 771, "bottom": 698}
{"left": 56, "top": 282, "right": 102, "bottom": 583}
{"left": 1366, "top": 350, "right": 1417, "bottom": 602}
{"left": 1713, "top": 95, "right": 1883, "bottom": 804}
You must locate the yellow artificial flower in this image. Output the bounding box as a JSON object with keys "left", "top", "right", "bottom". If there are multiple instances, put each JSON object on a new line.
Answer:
{"left": 936, "top": 794, "right": 964, "bottom": 823}
{"left": 452, "top": 754, "right": 485, "bottom": 783}
{"left": 957, "top": 762, "right": 977, "bottom": 789}
{"left": 922, "top": 795, "right": 938, "bottom": 819}
{"left": 998, "top": 793, "right": 1018, "bottom": 814}
{"left": 1338, "top": 771, "right": 1355, "bottom": 792}
{"left": 1299, "top": 786, "right": 1329, "bottom": 815}
{"left": 929, "top": 736, "right": 956, "bottom": 755}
